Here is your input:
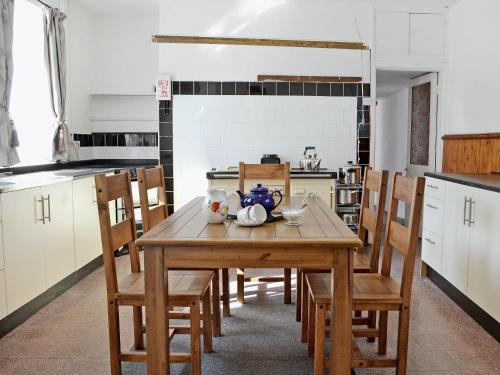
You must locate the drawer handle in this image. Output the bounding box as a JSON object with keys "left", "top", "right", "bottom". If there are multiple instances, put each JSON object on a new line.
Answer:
{"left": 37, "top": 197, "right": 45, "bottom": 224}
{"left": 425, "top": 203, "right": 438, "bottom": 210}
{"left": 424, "top": 237, "right": 436, "bottom": 245}
{"left": 427, "top": 184, "right": 439, "bottom": 190}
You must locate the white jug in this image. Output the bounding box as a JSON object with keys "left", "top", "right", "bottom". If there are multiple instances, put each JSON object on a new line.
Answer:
{"left": 202, "top": 189, "right": 228, "bottom": 224}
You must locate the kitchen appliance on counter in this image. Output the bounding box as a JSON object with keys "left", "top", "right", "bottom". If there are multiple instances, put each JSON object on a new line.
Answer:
{"left": 299, "top": 146, "right": 321, "bottom": 171}
{"left": 338, "top": 161, "right": 361, "bottom": 184}
{"left": 261, "top": 154, "right": 281, "bottom": 164}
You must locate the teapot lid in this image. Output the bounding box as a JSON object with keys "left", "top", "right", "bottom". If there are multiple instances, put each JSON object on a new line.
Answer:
{"left": 250, "top": 183, "right": 269, "bottom": 194}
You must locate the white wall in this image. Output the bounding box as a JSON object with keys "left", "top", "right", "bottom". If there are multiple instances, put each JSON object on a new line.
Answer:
{"left": 445, "top": 0, "right": 500, "bottom": 135}
{"left": 375, "top": 87, "right": 408, "bottom": 213}
{"left": 173, "top": 95, "right": 357, "bottom": 207}
{"left": 158, "top": 0, "right": 372, "bottom": 81}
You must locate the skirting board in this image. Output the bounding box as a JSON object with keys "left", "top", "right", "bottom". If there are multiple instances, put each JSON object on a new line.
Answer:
{"left": 0, "top": 255, "right": 104, "bottom": 338}
{"left": 427, "top": 265, "right": 500, "bottom": 342}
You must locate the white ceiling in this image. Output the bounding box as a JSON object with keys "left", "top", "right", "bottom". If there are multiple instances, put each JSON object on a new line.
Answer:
{"left": 376, "top": 70, "right": 428, "bottom": 98}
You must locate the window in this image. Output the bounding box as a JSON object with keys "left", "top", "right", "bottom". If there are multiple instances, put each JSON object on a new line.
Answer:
{"left": 10, "top": 0, "right": 53, "bottom": 165}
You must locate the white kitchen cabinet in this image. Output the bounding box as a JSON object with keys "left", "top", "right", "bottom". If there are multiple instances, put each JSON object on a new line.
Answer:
{"left": 442, "top": 183, "right": 472, "bottom": 294}
{"left": 423, "top": 195, "right": 445, "bottom": 237}
{"left": 375, "top": 11, "right": 410, "bottom": 55}
{"left": 43, "top": 181, "right": 76, "bottom": 286}
{"left": 467, "top": 187, "right": 500, "bottom": 321}
{"left": 73, "top": 177, "right": 102, "bottom": 269}
{"left": 409, "top": 13, "right": 446, "bottom": 56}
{"left": 1, "top": 187, "right": 47, "bottom": 313}
{"left": 0, "top": 270, "right": 6, "bottom": 319}
{"left": 422, "top": 228, "right": 443, "bottom": 273}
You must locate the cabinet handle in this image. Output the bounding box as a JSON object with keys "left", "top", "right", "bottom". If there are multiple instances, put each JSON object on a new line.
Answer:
{"left": 424, "top": 237, "right": 436, "bottom": 245}
{"left": 427, "top": 184, "right": 439, "bottom": 190}
{"left": 463, "top": 197, "right": 469, "bottom": 226}
{"left": 37, "top": 197, "right": 45, "bottom": 224}
{"left": 308, "top": 192, "right": 316, "bottom": 198}
{"left": 44, "top": 195, "right": 51, "bottom": 223}
{"left": 468, "top": 199, "right": 475, "bottom": 226}
{"left": 425, "top": 203, "right": 438, "bottom": 210}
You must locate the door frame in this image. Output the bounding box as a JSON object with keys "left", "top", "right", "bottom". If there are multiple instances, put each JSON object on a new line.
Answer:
{"left": 407, "top": 72, "right": 438, "bottom": 176}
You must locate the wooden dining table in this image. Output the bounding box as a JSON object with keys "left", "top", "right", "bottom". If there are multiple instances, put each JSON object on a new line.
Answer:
{"left": 136, "top": 195, "right": 362, "bottom": 375}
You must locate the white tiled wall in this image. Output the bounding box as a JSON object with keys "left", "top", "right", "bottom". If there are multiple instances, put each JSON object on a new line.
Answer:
{"left": 173, "top": 95, "right": 357, "bottom": 207}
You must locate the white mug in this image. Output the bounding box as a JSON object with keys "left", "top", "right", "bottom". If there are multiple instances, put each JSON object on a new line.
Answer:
{"left": 237, "top": 204, "right": 267, "bottom": 224}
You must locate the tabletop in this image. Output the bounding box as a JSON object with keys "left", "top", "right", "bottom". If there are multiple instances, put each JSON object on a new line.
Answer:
{"left": 137, "top": 196, "right": 362, "bottom": 250}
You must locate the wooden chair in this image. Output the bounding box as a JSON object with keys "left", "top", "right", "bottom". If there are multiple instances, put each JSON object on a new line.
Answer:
{"left": 137, "top": 166, "right": 229, "bottom": 335}
{"left": 298, "top": 168, "right": 389, "bottom": 344}
{"left": 237, "top": 161, "right": 292, "bottom": 304}
{"left": 305, "top": 173, "right": 425, "bottom": 375}
{"left": 95, "top": 170, "right": 214, "bottom": 375}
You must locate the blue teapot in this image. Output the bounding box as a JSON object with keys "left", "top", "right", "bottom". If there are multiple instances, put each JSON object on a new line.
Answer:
{"left": 236, "top": 183, "right": 283, "bottom": 215}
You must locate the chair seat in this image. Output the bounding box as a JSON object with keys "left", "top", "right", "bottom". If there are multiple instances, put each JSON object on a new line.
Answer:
{"left": 116, "top": 270, "right": 214, "bottom": 306}
{"left": 353, "top": 246, "right": 372, "bottom": 272}
{"left": 306, "top": 273, "right": 402, "bottom": 306}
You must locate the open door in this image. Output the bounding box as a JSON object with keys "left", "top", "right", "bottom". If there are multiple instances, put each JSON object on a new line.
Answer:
{"left": 407, "top": 72, "right": 438, "bottom": 177}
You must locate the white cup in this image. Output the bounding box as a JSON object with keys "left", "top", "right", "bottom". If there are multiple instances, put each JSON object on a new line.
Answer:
{"left": 249, "top": 204, "right": 267, "bottom": 224}
{"left": 237, "top": 206, "right": 252, "bottom": 223}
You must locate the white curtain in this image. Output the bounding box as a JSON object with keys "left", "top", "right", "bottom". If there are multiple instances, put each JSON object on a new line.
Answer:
{"left": 0, "top": 0, "right": 19, "bottom": 166}
{"left": 42, "top": 6, "right": 77, "bottom": 162}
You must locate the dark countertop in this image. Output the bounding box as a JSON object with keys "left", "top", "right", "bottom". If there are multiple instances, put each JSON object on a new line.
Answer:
{"left": 0, "top": 159, "right": 157, "bottom": 193}
{"left": 424, "top": 172, "right": 500, "bottom": 193}
{"left": 207, "top": 168, "right": 337, "bottom": 180}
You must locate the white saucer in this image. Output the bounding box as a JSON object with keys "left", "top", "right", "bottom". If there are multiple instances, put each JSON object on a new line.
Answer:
{"left": 234, "top": 220, "right": 264, "bottom": 227}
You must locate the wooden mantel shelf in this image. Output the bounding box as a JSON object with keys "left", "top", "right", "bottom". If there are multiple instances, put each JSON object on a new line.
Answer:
{"left": 442, "top": 132, "right": 500, "bottom": 140}
{"left": 151, "top": 35, "right": 369, "bottom": 50}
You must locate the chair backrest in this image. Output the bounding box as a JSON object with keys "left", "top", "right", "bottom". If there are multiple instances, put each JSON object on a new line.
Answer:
{"left": 357, "top": 168, "right": 389, "bottom": 272}
{"left": 239, "top": 162, "right": 291, "bottom": 196}
{"left": 380, "top": 173, "right": 425, "bottom": 302}
{"left": 95, "top": 170, "right": 140, "bottom": 298}
{"left": 137, "top": 166, "right": 168, "bottom": 233}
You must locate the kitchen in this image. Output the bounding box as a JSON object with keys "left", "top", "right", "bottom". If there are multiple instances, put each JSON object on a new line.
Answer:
{"left": 0, "top": 0, "right": 499, "bottom": 374}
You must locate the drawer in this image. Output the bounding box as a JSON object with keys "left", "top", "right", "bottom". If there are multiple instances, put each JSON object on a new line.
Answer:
{"left": 423, "top": 195, "right": 444, "bottom": 236}
{"left": 421, "top": 229, "right": 443, "bottom": 273}
{"left": 425, "top": 177, "right": 446, "bottom": 201}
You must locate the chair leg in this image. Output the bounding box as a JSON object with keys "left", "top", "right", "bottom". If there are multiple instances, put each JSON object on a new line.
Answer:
{"left": 396, "top": 307, "right": 411, "bottom": 375}
{"left": 237, "top": 268, "right": 245, "bottom": 304}
{"left": 212, "top": 270, "right": 222, "bottom": 337}
{"left": 307, "top": 294, "right": 315, "bottom": 357}
{"left": 367, "top": 310, "right": 377, "bottom": 343}
{"left": 378, "top": 311, "right": 388, "bottom": 355}
{"left": 296, "top": 268, "right": 302, "bottom": 321}
{"left": 190, "top": 301, "right": 201, "bottom": 375}
{"left": 132, "top": 306, "right": 144, "bottom": 350}
{"left": 300, "top": 277, "right": 309, "bottom": 343}
{"left": 284, "top": 268, "right": 292, "bottom": 304}
{"left": 107, "top": 300, "right": 122, "bottom": 375}
{"left": 202, "top": 291, "right": 213, "bottom": 353}
{"left": 222, "top": 268, "right": 230, "bottom": 317}
{"left": 313, "top": 303, "right": 326, "bottom": 375}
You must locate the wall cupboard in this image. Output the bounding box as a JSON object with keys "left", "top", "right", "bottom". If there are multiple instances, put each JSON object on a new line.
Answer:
{"left": 422, "top": 177, "right": 500, "bottom": 322}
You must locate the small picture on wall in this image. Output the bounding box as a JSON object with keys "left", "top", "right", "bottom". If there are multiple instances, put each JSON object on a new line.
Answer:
{"left": 156, "top": 75, "right": 171, "bottom": 101}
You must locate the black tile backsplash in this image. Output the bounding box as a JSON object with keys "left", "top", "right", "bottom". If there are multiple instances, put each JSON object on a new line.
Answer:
{"left": 106, "top": 133, "right": 117, "bottom": 147}
{"left": 277, "top": 82, "right": 289, "bottom": 95}
{"left": 344, "top": 83, "right": 358, "bottom": 97}
{"left": 165, "top": 177, "right": 174, "bottom": 191}
{"left": 222, "top": 82, "right": 236, "bottom": 95}
{"left": 262, "top": 81, "right": 276, "bottom": 95}
{"left": 303, "top": 82, "right": 316, "bottom": 96}
{"left": 290, "top": 82, "right": 304, "bottom": 96}
{"left": 172, "top": 81, "right": 179, "bottom": 95}
{"left": 317, "top": 83, "right": 330, "bottom": 96}
{"left": 93, "top": 134, "right": 105, "bottom": 147}
{"left": 159, "top": 136, "right": 173, "bottom": 151}
{"left": 236, "top": 82, "right": 249, "bottom": 95}
{"left": 159, "top": 122, "right": 173, "bottom": 137}
{"left": 160, "top": 150, "right": 173, "bottom": 164}
{"left": 180, "top": 81, "right": 194, "bottom": 95}
{"left": 250, "top": 82, "right": 263, "bottom": 95}
{"left": 331, "top": 84, "right": 343, "bottom": 96}
{"left": 194, "top": 81, "right": 208, "bottom": 95}
{"left": 208, "top": 82, "right": 221, "bottom": 95}
{"left": 73, "top": 133, "right": 157, "bottom": 148}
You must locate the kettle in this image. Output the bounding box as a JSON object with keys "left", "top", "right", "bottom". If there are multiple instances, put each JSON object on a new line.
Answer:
{"left": 299, "top": 146, "right": 321, "bottom": 171}
{"left": 236, "top": 183, "right": 283, "bottom": 215}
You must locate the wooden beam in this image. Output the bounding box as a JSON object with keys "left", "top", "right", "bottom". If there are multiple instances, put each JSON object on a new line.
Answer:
{"left": 152, "top": 35, "right": 369, "bottom": 50}
{"left": 442, "top": 132, "right": 500, "bottom": 140}
{"left": 257, "top": 75, "right": 362, "bottom": 83}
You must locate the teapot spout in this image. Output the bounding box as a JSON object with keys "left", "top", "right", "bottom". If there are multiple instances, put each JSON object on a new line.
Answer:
{"left": 236, "top": 190, "right": 246, "bottom": 206}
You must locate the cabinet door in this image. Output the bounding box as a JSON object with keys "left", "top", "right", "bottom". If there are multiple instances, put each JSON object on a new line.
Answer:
{"left": 42, "top": 181, "right": 76, "bottom": 286}
{"left": 375, "top": 11, "right": 409, "bottom": 55}
{"left": 73, "top": 178, "right": 102, "bottom": 269}
{"left": 0, "top": 270, "right": 7, "bottom": 319}
{"left": 442, "top": 182, "right": 472, "bottom": 293}
{"left": 1, "top": 188, "right": 47, "bottom": 313}
{"left": 467, "top": 188, "right": 500, "bottom": 321}
{"left": 0, "top": 215, "right": 4, "bottom": 271}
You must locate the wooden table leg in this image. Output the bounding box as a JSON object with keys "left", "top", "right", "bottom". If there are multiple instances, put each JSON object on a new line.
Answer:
{"left": 145, "top": 246, "right": 169, "bottom": 375}
{"left": 331, "top": 248, "right": 353, "bottom": 375}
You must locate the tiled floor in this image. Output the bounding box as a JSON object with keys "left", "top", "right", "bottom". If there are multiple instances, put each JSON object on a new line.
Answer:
{"left": 0, "top": 249, "right": 499, "bottom": 375}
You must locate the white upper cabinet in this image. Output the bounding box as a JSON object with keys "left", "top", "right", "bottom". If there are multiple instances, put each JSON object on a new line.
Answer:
{"left": 409, "top": 13, "right": 446, "bottom": 56}
{"left": 375, "top": 11, "right": 446, "bottom": 62}
{"left": 375, "top": 11, "right": 410, "bottom": 55}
